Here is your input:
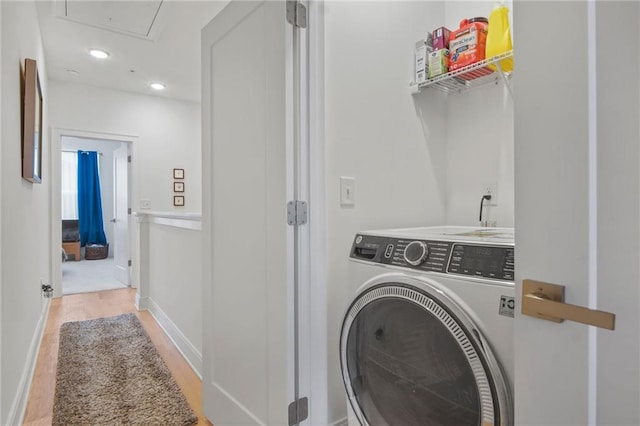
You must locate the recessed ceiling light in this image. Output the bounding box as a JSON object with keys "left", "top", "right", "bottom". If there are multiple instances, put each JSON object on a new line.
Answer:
{"left": 89, "top": 49, "right": 110, "bottom": 59}
{"left": 150, "top": 82, "right": 166, "bottom": 90}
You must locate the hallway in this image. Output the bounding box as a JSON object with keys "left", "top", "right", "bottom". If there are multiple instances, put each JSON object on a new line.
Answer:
{"left": 22, "top": 289, "right": 209, "bottom": 425}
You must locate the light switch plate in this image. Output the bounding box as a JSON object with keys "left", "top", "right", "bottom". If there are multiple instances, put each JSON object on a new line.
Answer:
{"left": 340, "top": 177, "right": 355, "bottom": 206}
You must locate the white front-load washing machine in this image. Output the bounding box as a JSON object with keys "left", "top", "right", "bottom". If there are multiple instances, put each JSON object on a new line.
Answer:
{"left": 340, "top": 226, "right": 515, "bottom": 426}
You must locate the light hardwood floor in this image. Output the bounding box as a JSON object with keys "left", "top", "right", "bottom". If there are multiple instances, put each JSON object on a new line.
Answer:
{"left": 22, "top": 288, "right": 211, "bottom": 426}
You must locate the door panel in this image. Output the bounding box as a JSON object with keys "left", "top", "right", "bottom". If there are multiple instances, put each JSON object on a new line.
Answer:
{"left": 594, "top": 2, "right": 639, "bottom": 422}
{"left": 113, "top": 144, "right": 129, "bottom": 285}
{"left": 514, "top": 3, "right": 590, "bottom": 423}
{"left": 514, "top": 2, "right": 639, "bottom": 424}
{"left": 201, "top": 1, "right": 293, "bottom": 424}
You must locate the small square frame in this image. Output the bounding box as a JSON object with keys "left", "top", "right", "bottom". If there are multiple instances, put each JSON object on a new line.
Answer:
{"left": 173, "top": 168, "right": 184, "bottom": 179}
{"left": 173, "top": 181, "right": 185, "bottom": 192}
{"left": 174, "top": 195, "right": 185, "bottom": 206}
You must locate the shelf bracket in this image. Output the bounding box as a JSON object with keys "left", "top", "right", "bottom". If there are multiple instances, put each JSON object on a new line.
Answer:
{"left": 494, "top": 60, "right": 514, "bottom": 99}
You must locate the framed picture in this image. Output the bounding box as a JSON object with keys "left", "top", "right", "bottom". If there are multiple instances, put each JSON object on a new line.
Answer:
{"left": 173, "top": 181, "right": 185, "bottom": 192}
{"left": 174, "top": 195, "right": 185, "bottom": 206}
{"left": 173, "top": 168, "right": 184, "bottom": 179}
{"left": 22, "top": 58, "right": 43, "bottom": 183}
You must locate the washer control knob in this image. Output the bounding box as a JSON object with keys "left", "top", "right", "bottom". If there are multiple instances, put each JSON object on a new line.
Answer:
{"left": 403, "top": 241, "right": 428, "bottom": 266}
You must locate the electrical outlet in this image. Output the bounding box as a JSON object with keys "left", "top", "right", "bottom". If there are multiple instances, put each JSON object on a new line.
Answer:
{"left": 41, "top": 279, "right": 53, "bottom": 298}
{"left": 483, "top": 182, "right": 498, "bottom": 206}
{"left": 140, "top": 199, "right": 151, "bottom": 210}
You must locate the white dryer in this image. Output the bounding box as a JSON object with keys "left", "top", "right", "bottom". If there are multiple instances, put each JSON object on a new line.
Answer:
{"left": 340, "top": 226, "right": 515, "bottom": 426}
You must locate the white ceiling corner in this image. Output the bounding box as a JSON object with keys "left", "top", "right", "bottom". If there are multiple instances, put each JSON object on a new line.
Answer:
{"left": 38, "top": 1, "right": 231, "bottom": 103}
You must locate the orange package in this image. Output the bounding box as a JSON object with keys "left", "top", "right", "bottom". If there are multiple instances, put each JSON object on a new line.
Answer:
{"left": 448, "top": 17, "right": 490, "bottom": 75}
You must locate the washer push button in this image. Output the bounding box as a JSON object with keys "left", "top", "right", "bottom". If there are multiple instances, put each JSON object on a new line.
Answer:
{"left": 384, "top": 244, "right": 394, "bottom": 258}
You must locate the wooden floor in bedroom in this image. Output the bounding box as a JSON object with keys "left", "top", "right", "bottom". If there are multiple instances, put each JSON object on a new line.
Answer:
{"left": 22, "top": 288, "right": 212, "bottom": 426}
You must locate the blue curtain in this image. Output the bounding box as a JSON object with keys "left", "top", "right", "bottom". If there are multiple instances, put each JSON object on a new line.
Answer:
{"left": 77, "top": 151, "right": 107, "bottom": 246}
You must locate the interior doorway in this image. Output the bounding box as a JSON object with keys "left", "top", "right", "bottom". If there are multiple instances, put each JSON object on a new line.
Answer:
{"left": 58, "top": 135, "right": 132, "bottom": 295}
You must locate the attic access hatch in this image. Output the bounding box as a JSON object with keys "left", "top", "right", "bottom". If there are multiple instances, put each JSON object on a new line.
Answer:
{"left": 55, "top": 0, "right": 164, "bottom": 40}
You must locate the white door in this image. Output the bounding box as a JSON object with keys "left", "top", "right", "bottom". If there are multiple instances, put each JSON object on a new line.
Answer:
{"left": 514, "top": 2, "right": 639, "bottom": 424}
{"left": 113, "top": 144, "right": 130, "bottom": 285}
{"left": 201, "top": 1, "right": 305, "bottom": 424}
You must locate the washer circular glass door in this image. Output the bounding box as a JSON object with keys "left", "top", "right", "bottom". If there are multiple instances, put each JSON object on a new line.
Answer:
{"left": 340, "top": 282, "right": 510, "bottom": 426}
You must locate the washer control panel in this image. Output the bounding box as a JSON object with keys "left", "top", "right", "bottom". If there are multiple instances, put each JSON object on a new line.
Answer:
{"left": 350, "top": 234, "right": 515, "bottom": 281}
{"left": 448, "top": 243, "right": 514, "bottom": 281}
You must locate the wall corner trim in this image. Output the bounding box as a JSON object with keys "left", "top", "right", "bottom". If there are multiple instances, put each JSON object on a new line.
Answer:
{"left": 6, "top": 298, "right": 51, "bottom": 426}
{"left": 135, "top": 293, "right": 150, "bottom": 311}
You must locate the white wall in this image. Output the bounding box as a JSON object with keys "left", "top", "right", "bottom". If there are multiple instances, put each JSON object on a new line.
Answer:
{"left": 444, "top": 1, "right": 514, "bottom": 227}
{"left": 0, "top": 0, "right": 3, "bottom": 415}
{"left": 445, "top": 83, "right": 514, "bottom": 226}
{"left": 324, "top": 2, "right": 448, "bottom": 421}
{"left": 61, "top": 136, "right": 125, "bottom": 255}
{"left": 323, "top": 1, "right": 514, "bottom": 422}
{"left": 0, "top": 1, "right": 49, "bottom": 423}
{"left": 147, "top": 221, "right": 202, "bottom": 373}
{"left": 48, "top": 81, "right": 201, "bottom": 214}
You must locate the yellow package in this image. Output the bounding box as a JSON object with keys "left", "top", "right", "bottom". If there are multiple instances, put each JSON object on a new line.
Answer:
{"left": 485, "top": 5, "right": 513, "bottom": 72}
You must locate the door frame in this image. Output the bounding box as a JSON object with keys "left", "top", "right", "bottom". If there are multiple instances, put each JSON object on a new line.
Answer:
{"left": 50, "top": 127, "right": 138, "bottom": 298}
{"left": 286, "top": 0, "right": 329, "bottom": 423}
{"left": 306, "top": 0, "right": 328, "bottom": 424}
{"left": 112, "top": 143, "right": 132, "bottom": 286}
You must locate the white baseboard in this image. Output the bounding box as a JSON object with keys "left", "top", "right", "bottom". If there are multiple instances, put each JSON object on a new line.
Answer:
{"left": 146, "top": 297, "right": 202, "bottom": 379}
{"left": 135, "top": 293, "right": 149, "bottom": 310}
{"left": 6, "top": 297, "right": 51, "bottom": 426}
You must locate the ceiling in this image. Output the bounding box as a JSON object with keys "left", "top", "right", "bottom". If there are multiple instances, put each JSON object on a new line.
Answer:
{"left": 35, "top": 0, "right": 229, "bottom": 103}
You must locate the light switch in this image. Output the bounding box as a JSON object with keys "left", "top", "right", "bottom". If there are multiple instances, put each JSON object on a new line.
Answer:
{"left": 340, "top": 177, "right": 355, "bottom": 206}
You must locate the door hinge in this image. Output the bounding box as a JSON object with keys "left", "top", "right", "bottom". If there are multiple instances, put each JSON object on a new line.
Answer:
{"left": 287, "top": 200, "right": 308, "bottom": 226}
{"left": 127, "top": 155, "right": 132, "bottom": 163}
{"left": 128, "top": 259, "right": 132, "bottom": 267}
{"left": 286, "top": 0, "right": 307, "bottom": 28}
{"left": 128, "top": 208, "right": 132, "bottom": 215}
{"left": 288, "top": 397, "right": 308, "bottom": 425}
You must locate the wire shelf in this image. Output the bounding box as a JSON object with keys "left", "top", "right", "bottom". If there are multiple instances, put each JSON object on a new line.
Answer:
{"left": 410, "top": 50, "right": 513, "bottom": 95}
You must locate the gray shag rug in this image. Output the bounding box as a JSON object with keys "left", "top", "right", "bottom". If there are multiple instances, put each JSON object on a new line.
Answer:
{"left": 53, "top": 313, "right": 198, "bottom": 426}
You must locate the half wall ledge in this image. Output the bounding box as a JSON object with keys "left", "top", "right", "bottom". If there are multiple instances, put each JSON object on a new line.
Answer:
{"left": 134, "top": 211, "right": 202, "bottom": 231}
